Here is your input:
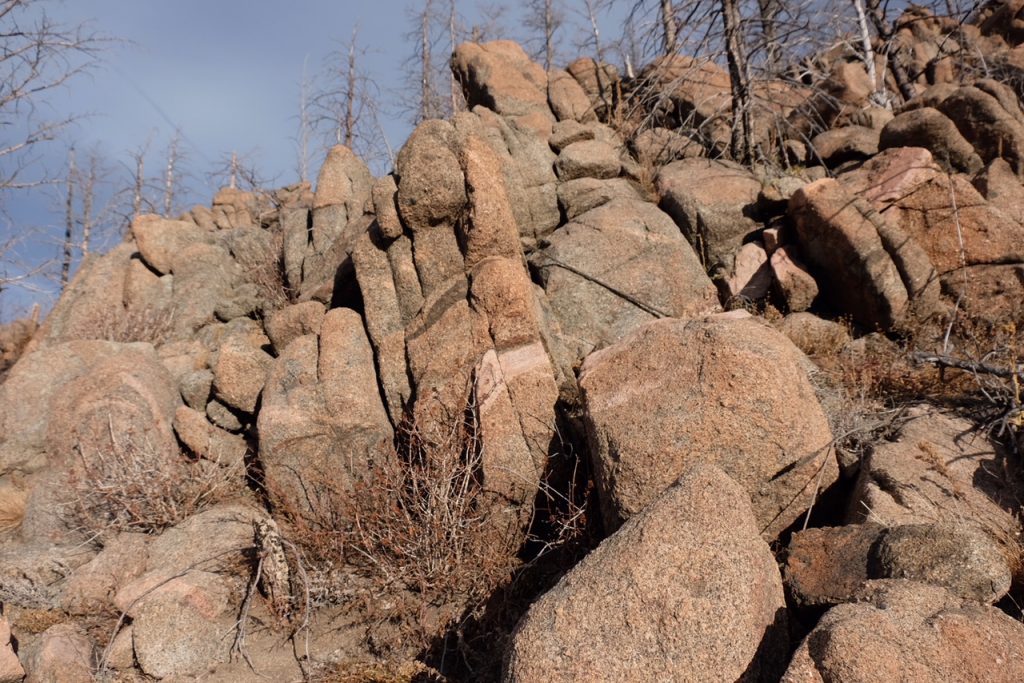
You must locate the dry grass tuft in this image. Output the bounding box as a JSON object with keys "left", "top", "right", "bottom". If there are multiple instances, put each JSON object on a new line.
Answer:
{"left": 70, "top": 435, "right": 239, "bottom": 537}
{"left": 97, "top": 304, "right": 177, "bottom": 345}
{"left": 0, "top": 486, "right": 27, "bottom": 534}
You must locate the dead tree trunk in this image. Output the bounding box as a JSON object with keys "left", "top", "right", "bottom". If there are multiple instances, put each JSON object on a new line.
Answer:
{"left": 757, "top": 0, "right": 781, "bottom": 71}
{"left": 721, "top": 0, "right": 754, "bottom": 163}
{"left": 297, "top": 57, "right": 312, "bottom": 183}
{"left": 80, "top": 153, "right": 96, "bottom": 257}
{"left": 420, "top": 0, "right": 436, "bottom": 122}
{"left": 163, "top": 132, "right": 179, "bottom": 216}
{"left": 865, "top": 0, "right": 915, "bottom": 103}
{"left": 344, "top": 36, "right": 357, "bottom": 146}
{"left": 852, "top": 0, "right": 886, "bottom": 106}
{"left": 131, "top": 150, "right": 145, "bottom": 219}
{"left": 660, "top": 0, "right": 678, "bottom": 55}
{"left": 61, "top": 147, "right": 76, "bottom": 289}
{"left": 449, "top": 0, "right": 461, "bottom": 112}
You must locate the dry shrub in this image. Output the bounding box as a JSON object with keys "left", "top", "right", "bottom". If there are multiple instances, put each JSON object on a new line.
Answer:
{"left": 800, "top": 305, "right": 1024, "bottom": 461}
{"left": 233, "top": 227, "right": 292, "bottom": 313}
{"left": 278, "top": 407, "right": 520, "bottom": 618}
{"left": 349, "top": 416, "right": 517, "bottom": 606}
{"left": 70, "top": 436, "right": 238, "bottom": 536}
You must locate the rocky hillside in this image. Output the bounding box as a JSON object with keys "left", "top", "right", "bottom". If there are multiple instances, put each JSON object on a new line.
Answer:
{"left": 4, "top": 5, "right": 1024, "bottom": 681}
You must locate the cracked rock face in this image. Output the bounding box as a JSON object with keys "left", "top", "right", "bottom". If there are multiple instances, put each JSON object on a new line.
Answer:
{"left": 579, "top": 312, "right": 835, "bottom": 539}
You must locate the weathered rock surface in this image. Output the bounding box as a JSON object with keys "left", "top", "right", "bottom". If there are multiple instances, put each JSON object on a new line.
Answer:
{"left": 0, "top": 615, "right": 23, "bottom": 683}
{"left": 810, "top": 125, "right": 879, "bottom": 166}
{"left": 771, "top": 246, "right": 819, "bottom": 312}
{"left": 211, "top": 333, "right": 273, "bottom": 413}
{"left": 533, "top": 198, "right": 719, "bottom": 360}
{"left": 453, "top": 40, "right": 553, "bottom": 129}
{"left": 131, "top": 214, "right": 212, "bottom": 276}
{"left": 790, "top": 179, "right": 913, "bottom": 329}
{"left": 782, "top": 581, "right": 1024, "bottom": 682}
{"left": 870, "top": 523, "right": 1011, "bottom": 604}
{"left": 505, "top": 465, "right": 788, "bottom": 683}
{"left": 555, "top": 139, "right": 621, "bottom": 180}
{"left": 21, "top": 623, "right": 94, "bottom": 683}
{"left": 879, "top": 107, "right": 983, "bottom": 173}
{"left": 727, "top": 240, "right": 772, "bottom": 302}
{"left": 32, "top": 244, "right": 135, "bottom": 347}
{"left": 785, "top": 524, "right": 885, "bottom": 609}
{"left": 547, "top": 68, "right": 595, "bottom": 123}
{"left": 9, "top": 28, "right": 1024, "bottom": 683}
{"left": 60, "top": 532, "right": 150, "bottom": 616}
{"left": 579, "top": 312, "right": 835, "bottom": 537}
{"left": 631, "top": 126, "right": 704, "bottom": 165}
{"left": 937, "top": 80, "right": 1024, "bottom": 175}
{"left": 258, "top": 309, "right": 393, "bottom": 516}
{"left": 556, "top": 176, "right": 641, "bottom": 220}
{"left": 264, "top": 300, "right": 326, "bottom": 353}
{"left": 776, "top": 312, "right": 849, "bottom": 356}
{"left": 657, "top": 158, "right": 763, "bottom": 274}
{"left": 849, "top": 407, "right": 1022, "bottom": 572}
{"left": 1, "top": 340, "right": 128, "bottom": 478}
{"left": 454, "top": 108, "right": 560, "bottom": 243}
{"left": 112, "top": 504, "right": 267, "bottom": 678}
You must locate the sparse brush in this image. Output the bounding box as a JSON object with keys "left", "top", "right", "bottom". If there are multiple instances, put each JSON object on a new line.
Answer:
{"left": 69, "top": 433, "right": 239, "bottom": 537}
{"left": 97, "top": 304, "right": 177, "bottom": 345}
{"left": 233, "top": 227, "right": 292, "bottom": 313}
{"left": 276, "top": 406, "right": 519, "bottom": 619}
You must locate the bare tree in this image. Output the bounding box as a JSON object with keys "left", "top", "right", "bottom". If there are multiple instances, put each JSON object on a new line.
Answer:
{"left": 524, "top": 0, "right": 566, "bottom": 71}
{"left": 127, "top": 138, "right": 151, "bottom": 222}
{"left": 401, "top": 0, "right": 502, "bottom": 124}
{"left": 659, "top": 0, "right": 678, "bottom": 55}
{"left": 864, "top": 0, "right": 915, "bottom": 102}
{"left": 448, "top": 0, "right": 462, "bottom": 114}
{"left": 56, "top": 143, "right": 114, "bottom": 289}
{"left": 0, "top": 1, "right": 109, "bottom": 193}
{"left": 312, "top": 28, "right": 393, "bottom": 171}
{"left": 462, "top": 2, "right": 509, "bottom": 43}
{"left": 579, "top": 0, "right": 607, "bottom": 60}
{"left": 721, "top": 0, "right": 754, "bottom": 163}
{"left": 0, "top": 0, "right": 110, "bottom": 305}
{"left": 78, "top": 151, "right": 101, "bottom": 256}
{"left": 617, "top": 0, "right": 679, "bottom": 59}
{"left": 409, "top": 0, "right": 447, "bottom": 122}
{"left": 208, "top": 149, "right": 274, "bottom": 194}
